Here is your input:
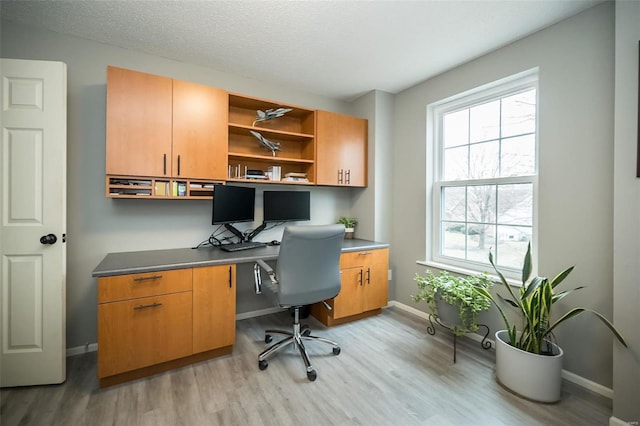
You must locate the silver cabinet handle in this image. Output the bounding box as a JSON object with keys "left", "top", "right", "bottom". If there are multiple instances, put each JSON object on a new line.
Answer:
{"left": 133, "top": 275, "right": 163, "bottom": 282}
{"left": 133, "top": 302, "right": 162, "bottom": 311}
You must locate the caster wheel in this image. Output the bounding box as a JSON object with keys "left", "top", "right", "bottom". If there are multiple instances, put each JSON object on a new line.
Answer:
{"left": 333, "top": 346, "right": 341, "bottom": 355}
{"left": 265, "top": 334, "right": 272, "bottom": 344}
{"left": 301, "top": 325, "right": 311, "bottom": 336}
{"left": 307, "top": 369, "right": 317, "bottom": 381}
{"left": 258, "top": 360, "right": 268, "bottom": 370}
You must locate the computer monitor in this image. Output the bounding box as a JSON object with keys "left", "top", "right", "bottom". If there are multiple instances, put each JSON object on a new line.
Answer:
{"left": 212, "top": 185, "right": 255, "bottom": 225}
{"left": 263, "top": 190, "right": 310, "bottom": 222}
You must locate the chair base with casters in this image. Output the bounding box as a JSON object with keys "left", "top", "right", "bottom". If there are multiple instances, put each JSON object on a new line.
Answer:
{"left": 258, "top": 305, "right": 341, "bottom": 381}
{"left": 253, "top": 224, "right": 345, "bottom": 381}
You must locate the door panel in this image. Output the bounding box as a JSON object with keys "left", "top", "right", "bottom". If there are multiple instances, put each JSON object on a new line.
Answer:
{"left": 192, "top": 265, "right": 236, "bottom": 353}
{"left": 332, "top": 267, "right": 363, "bottom": 319}
{"left": 172, "top": 80, "right": 228, "bottom": 180}
{"left": 0, "top": 59, "right": 67, "bottom": 387}
{"left": 106, "top": 66, "right": 172, "bottom": 177}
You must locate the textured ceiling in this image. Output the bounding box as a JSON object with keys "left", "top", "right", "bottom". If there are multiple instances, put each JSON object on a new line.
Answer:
{"left": 1, "top": 0, "right": 603, "bottom": 101}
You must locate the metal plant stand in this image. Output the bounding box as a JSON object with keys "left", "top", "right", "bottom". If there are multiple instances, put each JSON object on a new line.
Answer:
{"left": 426, "top": 314, "right": 491, "bottom": 363}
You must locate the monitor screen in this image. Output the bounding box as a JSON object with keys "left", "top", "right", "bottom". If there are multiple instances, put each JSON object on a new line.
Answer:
{"left": 212, "top": 185, "right": 255, "bottom": 225}
{"left": 263, "top": 190, "right": 310, "bottom": 222}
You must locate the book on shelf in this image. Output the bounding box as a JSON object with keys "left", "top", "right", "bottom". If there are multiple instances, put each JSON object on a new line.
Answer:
{"left": 282, "top": 177, "right": 309, "bottom": 182}
{"left": 284, "top": 172, "right": 307, "bottom": 179}
{"left": 267, "top": 165, "right": 282, "bottom": 181}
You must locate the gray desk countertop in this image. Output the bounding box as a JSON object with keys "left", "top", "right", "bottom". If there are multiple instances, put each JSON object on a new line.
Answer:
{"left": 92, "top": 238, "right": 389, "bottom": 278}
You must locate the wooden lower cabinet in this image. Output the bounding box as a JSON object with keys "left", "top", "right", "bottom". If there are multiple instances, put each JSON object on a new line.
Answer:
{"left": 312, "top": 248, "right": 389, "bottom": 326}
{"left": 97, "top": 264, "right": 236, "bottom": 386}
{"left": 193, "top": 265, "right": 236, "bottom": 353}
{"left": 97, "top": 291, "right": 193, "bottom": 378}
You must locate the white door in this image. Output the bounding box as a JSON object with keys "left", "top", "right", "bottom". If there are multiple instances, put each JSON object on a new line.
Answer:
{"left": 0, "top": 59, "right": 67, "bottom": 387}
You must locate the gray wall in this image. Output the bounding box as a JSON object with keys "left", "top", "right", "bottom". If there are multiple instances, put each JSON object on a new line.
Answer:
{"left": 0, "top": 20, "right": 377, "bottom": 349}
{"left": 391, "top": 3, "right": 618, "bottom": 387}
{"left": 613, "top": 1, "right": 640, "bottom": 422}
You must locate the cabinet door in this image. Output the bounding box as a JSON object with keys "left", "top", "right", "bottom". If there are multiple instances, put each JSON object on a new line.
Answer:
{"left": 363, "top": 248, "right": 389, "bottom": 311}
{"left": 193, "top": 265, "right": 236, "bottom": 353}
{"left": 98, "top": 291, "right": 193, "bottom": 378}
{"left": 316, "top": 110, "right": 367, "bottom": 187}
{"left": 332, "top": 267, "right": 364, "bottom": 319}
{"left": 106, "top": 66, "right": 173, "bottom": 177}
{"left": 173, "top": 80, "right": 228, "bottom": 180}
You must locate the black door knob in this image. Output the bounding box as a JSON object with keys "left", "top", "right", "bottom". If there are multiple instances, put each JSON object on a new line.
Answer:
{"left": 40, "top": 234, "right": 57, "bottom": 245}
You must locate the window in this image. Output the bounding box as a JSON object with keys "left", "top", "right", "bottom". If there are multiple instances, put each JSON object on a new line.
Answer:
{"left": 427, "top": 72, "right": 538, "bottom": 277}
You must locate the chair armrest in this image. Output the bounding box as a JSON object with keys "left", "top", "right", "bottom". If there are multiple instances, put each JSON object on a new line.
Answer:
{"left": 256, "top": 259, "right": 278, "bottom": 284}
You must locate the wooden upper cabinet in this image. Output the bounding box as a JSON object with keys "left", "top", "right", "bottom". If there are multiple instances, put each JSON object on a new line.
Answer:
{"left": 106, "top": 66, "right": 228, "bottom": 181}
{"left": 106, "top": 66, "right": 172, "bottom": 177}
{"left": 172, "top": 80, "right": 228, "bottom": 180}
{"left": 316, "top": 110, "right": 368, "bottom": 187}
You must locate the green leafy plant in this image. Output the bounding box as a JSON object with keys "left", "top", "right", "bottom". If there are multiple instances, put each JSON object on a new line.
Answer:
{"left": 480, "top": 243, "right": 627, "bottom": 354}
{"left": 413, "top": 270, "right": 493, "bottom": 335}
{"left": 336, "top": 216, "right": 357, "bottom": 229}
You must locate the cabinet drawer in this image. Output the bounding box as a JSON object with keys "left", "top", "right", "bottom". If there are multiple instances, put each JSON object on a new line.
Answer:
{"left": 97, "top": 291, "right": 193, "bottom": 378}
{"left": 98, "top": 268, "right": 192, "bottom": 303}
{"left": 340, "top": 250, "right": 375, "bottom": 269}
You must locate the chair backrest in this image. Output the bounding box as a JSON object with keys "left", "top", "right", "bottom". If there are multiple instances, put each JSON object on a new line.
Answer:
{"left": 275, "top": 224, "right": 345, "bottom": 306}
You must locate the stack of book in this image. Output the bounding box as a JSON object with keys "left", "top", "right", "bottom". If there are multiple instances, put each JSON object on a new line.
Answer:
{"left": 267, "top": 165, "right": 282, "bottom": 181}
{"left": 283, "top": 172, "right": 308, "bottom": 183}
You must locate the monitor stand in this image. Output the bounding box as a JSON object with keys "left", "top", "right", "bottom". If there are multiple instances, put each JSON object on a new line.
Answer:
{"left": 224, "top": 223, "right": 246, "bottom": 242}
{"left": 246, "top": 222, "right": 266, "bottom": 241}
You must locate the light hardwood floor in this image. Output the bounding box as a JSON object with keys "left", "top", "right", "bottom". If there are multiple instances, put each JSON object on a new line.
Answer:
{"left": 1, "top": 307, "right": 612, "bottom": 425}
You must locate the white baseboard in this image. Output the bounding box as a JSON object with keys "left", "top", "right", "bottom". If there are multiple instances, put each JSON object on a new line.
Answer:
{"left": 389, "top": 300, "right": 614, "bottom": 400}
{"left": 66, "top": 342, "right": 98, "bottom": 357}
{"left": 609, "top": 416, "right": 638, "bottom": 426}
{"left": 235, "top": 306, "right": 285, "bottom": 320}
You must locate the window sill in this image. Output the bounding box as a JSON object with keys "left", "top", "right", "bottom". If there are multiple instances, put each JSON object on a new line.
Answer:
{"left": 416, "top": 260, "right": 522, "bottom": 287}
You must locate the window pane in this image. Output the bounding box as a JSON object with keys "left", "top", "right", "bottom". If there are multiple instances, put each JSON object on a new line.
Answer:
{"left": 467, "top": 185, "right": 496, "bottom": 225}
{"left": 470, "top": 100, "right": 500, "bottom": 143}
{"left": 442, "top": 221, "right": 466, "bottom": 260}
{"left": 496, "top": 226, "right": 531, "bottom": 269}
{"left": 502, "top": 89, "right": 536, "bottom": 138}
{"left": 443, "top": 186, "right": 466, "bottom": 221}
{"left": 443, "top": 145, "right": 468, "bottom": 180}
{"left": 469, "top": 140, "right": 499, "bottom": 179}
{"left": 466, "top": 224, "right": 495, "bottom": 263}
{"left": 501, "top": 135, "right": 535, "bottom": 177}
{"left": 443, "top": 109, "right": 468, "bottom": 148}
{"left": 497, "top": 183, "right": 532, "bottom": 226}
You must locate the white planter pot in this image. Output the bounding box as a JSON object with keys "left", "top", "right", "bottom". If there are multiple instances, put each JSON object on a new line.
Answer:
{"left": 495, "top": 330, "right": 564, "bottom": 403}
{"left": 434, "top": 292, "right": 462, "bottom": 329}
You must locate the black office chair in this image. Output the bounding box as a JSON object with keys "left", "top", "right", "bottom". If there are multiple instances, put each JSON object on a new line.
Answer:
{"left": 253, "top": 224, "right": 344, "bottom": 381}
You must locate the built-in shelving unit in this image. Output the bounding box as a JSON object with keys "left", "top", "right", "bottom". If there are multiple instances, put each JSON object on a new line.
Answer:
{"left": 227, "top": 94, "right": 316, "bottom": 184}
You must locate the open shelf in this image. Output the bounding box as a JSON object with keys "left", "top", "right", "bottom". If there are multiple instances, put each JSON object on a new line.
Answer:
{"left": 107, "top": 176, "right": 223, "bottom": 199}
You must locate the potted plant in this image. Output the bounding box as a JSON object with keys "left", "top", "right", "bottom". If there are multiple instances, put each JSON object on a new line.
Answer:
{"left": 336, "top": 216, "right": 357, "bottom": 239}
{"left": 480, "top": 243, "right": 627, "bottom": 402}
{"left": 412, "top": 270, "right": 493, "bottom": 335}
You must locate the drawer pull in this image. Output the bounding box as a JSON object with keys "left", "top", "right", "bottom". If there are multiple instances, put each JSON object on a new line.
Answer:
{"left": 358, "top": 251, "right": 372, "bottom": 256}
{"left": 133, "top": 302, "right": 163, "bottom": 311}
{"left": 133, "top": 275, "right": 163, "bottom": 282}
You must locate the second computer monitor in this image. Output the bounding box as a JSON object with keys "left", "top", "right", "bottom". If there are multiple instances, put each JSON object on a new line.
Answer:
{"left": 263, "top": 190, "right": 310, "bottom": 222}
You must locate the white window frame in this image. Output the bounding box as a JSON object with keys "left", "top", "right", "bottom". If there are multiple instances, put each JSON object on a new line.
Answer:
{"left": 421, "top": 69, "right": 539, "bottom": 282}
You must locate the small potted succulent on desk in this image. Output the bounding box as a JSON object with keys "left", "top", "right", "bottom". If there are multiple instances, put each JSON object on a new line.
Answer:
{"left": 336, "top": 216, "right": 357, "bottom": 239}
{"left": 478, "top": 243, "right": 628, "bottom": 403}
